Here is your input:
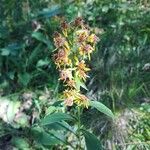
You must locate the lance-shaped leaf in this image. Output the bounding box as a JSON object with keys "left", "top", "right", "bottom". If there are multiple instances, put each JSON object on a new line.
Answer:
{"left": 89, "top": 101, "right": 114, "bottom": 119}
{"left": 82, "top": 129, "right": 102, "bottom": 150}
{"left": 40, "top": 112, "right": 73, "bottom": 126}
{"left": 31, "top": 127, "right": 62, "bottom": 146}
{"left": 75, "top": 76, "right": 88, "bottom": 91}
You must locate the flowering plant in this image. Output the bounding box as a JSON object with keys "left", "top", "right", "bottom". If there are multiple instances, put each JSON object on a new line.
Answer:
{"left": 52, "top": 18, "right": 114, "bottom": 149}
{"left": 53, "top": 17, "right": 99, "bottom": 108}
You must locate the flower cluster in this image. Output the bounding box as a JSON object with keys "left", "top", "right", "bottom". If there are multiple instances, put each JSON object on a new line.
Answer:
{"left": 53, "top": 17, "right": 99, "bottom": 108}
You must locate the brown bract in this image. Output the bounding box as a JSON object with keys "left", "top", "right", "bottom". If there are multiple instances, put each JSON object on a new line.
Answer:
{"left": 64, "top": 97, "right": 74, "bottom": 106}
{"left": 59, "top": 69, "right": 72, "bottom": 82}
{"left": 54, "top": 36, "right": 66, "bottom": 48}
{"left": 61, "top": 21, "right": 69, "bottom": 30}
{"left": 74, "top": 17, "right": 84, "bottom": 27}
{"left": 66, "top": 79, "right": 76, "bottom": 88}
{"left": 53, "top": 48, "right": 70, "bottom": 68}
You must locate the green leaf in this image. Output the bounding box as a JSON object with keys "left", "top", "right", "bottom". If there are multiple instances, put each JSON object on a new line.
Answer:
{"left": 80, "top": 81, "right": 88, "bottom": 91}
{"left": 39, "top": 132, "right": 61, "bottom": 146}
{"left": 8, "top": 71, "right": 15, "bottom": 80}
{"left": 1, "top": 48, "right": 10, "bottom": 56}
{"left": 18, "top": 73, "right": 31, "bottom": 86}
{"left": 36, "top": 59, "right": 50, "bottom": 67}
{"left": 27, "top": 43, "right": 43, "bottom": 66}
{"left": 32, "top": 32, "right": 46, "bottom": 43}
{"left": 102, "top": 6, "right": 109, "bottom": 12}
{"left": 57, "top": 121, "right": 77, "bottom": 134}
{"left": 14, "top": 113, "right": 29, "bottom": 127}
{"left": 32, "top": 32, "right": 52, "bottom": 48}
{"left": 36, "top": 5, "right": 61, "bottom": 18}
{"left": 31, "top": 127, "right": 62, "bottom": 146}
{"left": 89, "top": 101, "right": 114, "bottom": 118}
{"left": 40, "top": 112, "right": 73, "bottom": 126}
{"left": 82, "top": 130, "right": 102, "bottom": 150}
{"left": 1, "top": 43, "right": 24, "bottom": 56}
{"left": 11, "top": 137, "right": 29, "bottom": 149}
{"left": 75, "top": 76, "right": 88, "bottom": 91}
{"left": 45, "top": 106, "right": 56, "bottom": 115}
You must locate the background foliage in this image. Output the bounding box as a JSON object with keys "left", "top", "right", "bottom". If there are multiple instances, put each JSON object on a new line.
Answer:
{"left": 0, "top": 0, "right": 150, "bottom": 149}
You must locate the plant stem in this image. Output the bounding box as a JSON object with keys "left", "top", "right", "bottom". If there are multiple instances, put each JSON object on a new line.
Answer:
{"left": 77, "top": 106, "right": 82, "bottom": 150}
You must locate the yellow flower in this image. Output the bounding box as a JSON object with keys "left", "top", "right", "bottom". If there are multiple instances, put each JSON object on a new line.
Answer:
{"left": 53, "top": 48, "right": 71, "bottom": 68}
{"left": 54, "top": 35, "right": 66, "bottom": 48}
{"left": 65, "top": 79, "right": 76, "bottom": 88}
{"left": 77, "top": 60, "right": 90, "bottom": 71}
{"left": 76, "top": 60, "right": 90, "bottom": 81}
{"left": 63, "top": 89, "right": 78, "bottom": 98}
{"left": 64, "top": 41, "right": 70, "bottom": 51}
{"left": 59, "top": 69, "right": 73, "bottom": 82}
{"left": 78, "top": 44, "right": 94, "bottom": 59}
{"left": 53, "top": 18, "right": 99, "bottom": 108}
{"left": 74, "top": 93, "right": 89, "bottom": 108}
{"left": 78, "top": 70, "right": 88, "bottom": 81}
{"left": 63, "top": 89, "right": 77, "bottom": 106}
{"left": 64, "top": 96, "right": 74, "bottom": 106}
{"left": 76, "top": 29, "right": 89, "bottom": 43}
{"left": 87, "top": 34, "right": 99, "bottom": 43}
{"left": 63, "top": 89, "right": 89, "bottom": 108}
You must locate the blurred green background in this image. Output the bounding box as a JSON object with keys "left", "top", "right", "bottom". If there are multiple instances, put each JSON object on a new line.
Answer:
{"left": 0, "top": 0, "right": 150, "bottom": 149}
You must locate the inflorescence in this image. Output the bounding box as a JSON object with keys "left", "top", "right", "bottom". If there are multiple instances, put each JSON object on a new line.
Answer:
{"left": 53, "top": 17, "right": 99, "bottom": 108}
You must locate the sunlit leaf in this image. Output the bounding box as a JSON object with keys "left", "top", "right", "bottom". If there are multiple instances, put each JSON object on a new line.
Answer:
{"left": 32, "top": 32, "right": 46, "bottom": 43}
{"left": 89, "top": 101, "right": 114, "bottom": 118}
{"left": 75, "top": 76, "right": 88, "bottom": 91}
{"left": 36, "top": 59, "right": 50, "bottom": 67}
